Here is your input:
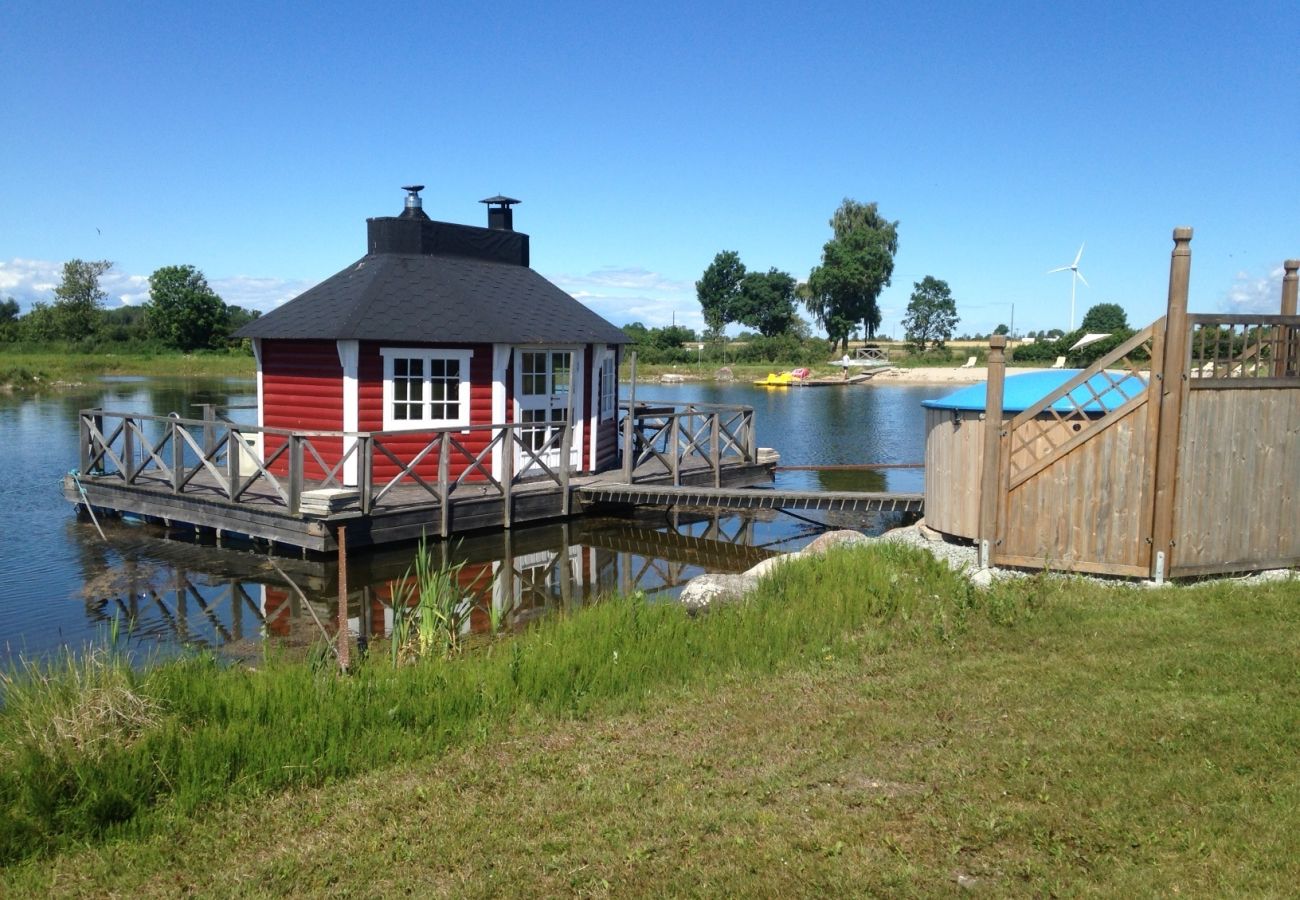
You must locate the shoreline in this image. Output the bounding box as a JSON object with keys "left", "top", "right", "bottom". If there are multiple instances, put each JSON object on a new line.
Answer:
{"left": 631, "top": 365, "right": 1059, "bottom": 387}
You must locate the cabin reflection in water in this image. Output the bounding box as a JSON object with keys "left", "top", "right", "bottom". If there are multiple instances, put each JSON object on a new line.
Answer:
{"left": 76, "top": 512, "right": 776, "bottom": 655}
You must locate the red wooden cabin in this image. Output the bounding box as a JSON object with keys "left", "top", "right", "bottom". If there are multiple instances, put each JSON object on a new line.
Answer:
{"left": 236, "top": 187, "right": 630, "bottom": 486}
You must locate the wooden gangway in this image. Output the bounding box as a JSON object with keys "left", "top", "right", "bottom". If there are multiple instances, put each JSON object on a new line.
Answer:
{"left": 579, "top": 483, "right": 924, "bottom": 514}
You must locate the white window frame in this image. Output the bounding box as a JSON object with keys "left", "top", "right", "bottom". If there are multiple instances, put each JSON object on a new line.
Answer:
{"left": 380, "top": 347, "right": 473, "bottom": 431}
{"left": 598, "top": 348, "right": 616, "bottom": 421}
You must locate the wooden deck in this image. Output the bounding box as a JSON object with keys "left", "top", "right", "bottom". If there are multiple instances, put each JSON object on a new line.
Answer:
{"left": 66, "top": 400, "right": 786, "bottom": 552}
{"left": 66, "top": 452, "right": 778, "bottom": 553}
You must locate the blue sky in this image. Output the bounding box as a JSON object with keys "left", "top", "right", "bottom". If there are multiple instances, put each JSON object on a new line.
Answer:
{"left": 2, "top": 0, "right": 1296, "bottom": 338}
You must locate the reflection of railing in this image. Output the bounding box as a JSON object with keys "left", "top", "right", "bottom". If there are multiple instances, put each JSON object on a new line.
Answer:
{"left": 1186, "top": 314, "right": 1300, "bottom": 384}
{"left": 618, "top": 400, "right": 756, "bottom": 487}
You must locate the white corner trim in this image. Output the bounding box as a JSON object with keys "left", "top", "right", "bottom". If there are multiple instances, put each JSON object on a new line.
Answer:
{"left": 336, "top": 340, "right": 360, "bottom": 486}
{"left": 251, "top": 338, "right": 265, "bottom": 457}
{"left": 492, "top": 344, "right": 509, "bottom": 481}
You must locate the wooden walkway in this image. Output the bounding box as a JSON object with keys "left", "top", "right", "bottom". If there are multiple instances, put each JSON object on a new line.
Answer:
{"left": 579, "top": 483, "right": 924, "bottom": 514}
{"left": 67, "top": 398, "right": 926, "bottom": 553}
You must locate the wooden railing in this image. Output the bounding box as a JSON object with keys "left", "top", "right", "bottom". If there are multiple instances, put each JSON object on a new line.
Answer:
{"left": 1186, "top": 314, "right": 1300, "bottom": 385}
{"left": 78, "top": 398, "right": 759, "bottom": 530}
{"left": 618, "top": 400, "right": 757, "bottom": 487}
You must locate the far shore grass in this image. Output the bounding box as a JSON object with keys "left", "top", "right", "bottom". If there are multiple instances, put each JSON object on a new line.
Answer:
{"left": 2, "top": 544, "right": 1298, "bottom": 895}
{"left": 1, "top": 349, "right": 255, "bottom": 389}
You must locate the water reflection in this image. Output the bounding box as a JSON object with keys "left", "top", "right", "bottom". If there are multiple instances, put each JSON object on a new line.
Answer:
{"left": 2, "top": 375, "right": 935, "bottom": 662}
{"left": 68, "top": 509, "right": 851, "bottom": 658}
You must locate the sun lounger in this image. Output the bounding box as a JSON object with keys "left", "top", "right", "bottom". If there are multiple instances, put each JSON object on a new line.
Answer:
{"left": 960, "top": 356, "right": 976, "bottom": 368}
{"left": 1051, "top": 356, "right": 1066, "bottom": 369}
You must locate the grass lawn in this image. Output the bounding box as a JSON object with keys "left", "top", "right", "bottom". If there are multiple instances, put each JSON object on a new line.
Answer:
{"left": 1, "top": 350, "right": 254, "bottom": 387}
{"left": 2, "top": 550, "right": 1297, "bottom": 896}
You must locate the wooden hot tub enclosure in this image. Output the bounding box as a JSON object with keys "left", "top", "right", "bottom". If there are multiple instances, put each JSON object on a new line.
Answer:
{"left": 928, "top": 230, "right": 1299, "bottom": 580}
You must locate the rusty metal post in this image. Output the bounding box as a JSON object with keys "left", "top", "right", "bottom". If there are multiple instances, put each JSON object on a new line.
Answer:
{"left": 337, "top": 524, "right": 349, "bottom": 672}
{"left": 1149, "top": 227, "right": 1194, "bottom": 582}
{"left": 978, "top": 335, "right": 1008, "bottom": 568}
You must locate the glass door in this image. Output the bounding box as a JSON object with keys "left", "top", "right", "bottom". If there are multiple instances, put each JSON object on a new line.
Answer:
{"left": 515, "top": 349, "right": 576, "bottom": 472}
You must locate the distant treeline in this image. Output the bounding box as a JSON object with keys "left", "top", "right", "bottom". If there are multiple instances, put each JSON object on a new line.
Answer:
{"left": 0, "top": 260, "right": 259, "bottom": 355}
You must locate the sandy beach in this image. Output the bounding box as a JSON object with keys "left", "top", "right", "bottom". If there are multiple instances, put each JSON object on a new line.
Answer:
{"left": 866, "top": 365, "right": 1053, "bottom": 386}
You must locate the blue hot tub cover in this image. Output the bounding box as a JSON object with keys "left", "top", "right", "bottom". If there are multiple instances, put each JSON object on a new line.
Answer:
{"left": 921, "top": 369, "right": 1148, "bottom": 414}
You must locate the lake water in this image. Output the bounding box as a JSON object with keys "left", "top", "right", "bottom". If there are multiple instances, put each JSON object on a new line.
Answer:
{"left": 0, "top": 376, "right": 946, "bottom": 663}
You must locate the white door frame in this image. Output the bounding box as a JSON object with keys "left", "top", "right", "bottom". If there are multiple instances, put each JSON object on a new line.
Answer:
{"left": 513, "top": 346, "right": 584, "bottom": 473}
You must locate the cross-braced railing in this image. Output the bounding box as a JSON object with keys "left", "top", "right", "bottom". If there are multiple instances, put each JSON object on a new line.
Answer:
{"left": 1005, "top": 321, "right": 1160, "bottom": 487}
{"left": 77, "top": 398, "right": 761, "bottom": 534}
{"left": 618, "top": 401, "right": 757, "bottom": 487}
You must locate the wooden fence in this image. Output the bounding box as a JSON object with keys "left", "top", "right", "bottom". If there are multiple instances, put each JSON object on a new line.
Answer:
{"left": 78, "top": 399, "right": 757, "bottom": 534}
{"left": 979, "top": 235, "right": 1299, "bottom": 579}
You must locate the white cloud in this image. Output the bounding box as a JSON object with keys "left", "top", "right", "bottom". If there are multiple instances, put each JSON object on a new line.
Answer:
{"left": 0, "top": 258, "right": 62, "bottom": 306}
{"left": 546, "top": 265, "right": 699, "bottom": 331}
{"left": 0, "top": 258, "right": 311, "bottom": 313}
{"left": 210, "top": 275, "right": 315, "bottom": 312}
{"left": 1223, "top": 265, "right": 1284, "bottom": 314}
{"left": 549, "top": 266, "right": 694, "bottom": 295}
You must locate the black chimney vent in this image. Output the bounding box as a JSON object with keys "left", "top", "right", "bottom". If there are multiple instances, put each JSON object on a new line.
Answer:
{"left": 480, "top": 194, "right": 521, "bottom": 231}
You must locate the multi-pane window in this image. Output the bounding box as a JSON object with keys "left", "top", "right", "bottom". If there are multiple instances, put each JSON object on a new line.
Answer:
{"left": 599, "top": 350, "right": 616, "bottom": 420}
{"left": 381, "top": 349, "right": 472, "bottom": 430}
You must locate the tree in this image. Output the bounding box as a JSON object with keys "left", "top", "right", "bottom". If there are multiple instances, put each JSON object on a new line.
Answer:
{"left": 1080, "top": 302, "right": 1129, "bottom": 333}
{"left": 147, "top": 265, "right": 227, "bottom": 351}
{"left": 695, "top": 251, "right": 746, "bottom": 337}
{"left": 902, "top": 276, "right": 959, "bottom": 352}
{"left": 804, "top": 199, "right": 898, "bottom": 352}
{"left": 733, "top": 268, "right": 798, "bottom": 337}
{"left": 993, "top": 323, "right": 1010, "bottom": 336}
{"left": 52, "top": 259, "right": 112, "bottom": 341}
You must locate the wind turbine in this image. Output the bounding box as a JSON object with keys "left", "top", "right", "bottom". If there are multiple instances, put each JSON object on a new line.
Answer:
{"left": 1047, "top": 243, "right": 1089, "bottom": 331}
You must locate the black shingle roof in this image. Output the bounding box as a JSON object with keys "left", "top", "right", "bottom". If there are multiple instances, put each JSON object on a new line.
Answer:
{"left": 236, "top": 249, "right": 629, "bottom": 345}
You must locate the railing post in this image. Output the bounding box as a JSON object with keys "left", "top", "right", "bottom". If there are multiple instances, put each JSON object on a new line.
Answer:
{"left": 502, "top": 425, "right": 514, "bottom": 528}
{"left": 978, "top": 335, "right": 1008, "bottom": 568}
{"left": 560, "top": 417, "right": 573, "bottom": 517}
{"left": 358, "top": 435, "right": 372, "bottom": 514}
{"left": 1150, "top": 226, "right": 1194, "bottom": 580}
{"left": 711, "top": 413, "right": 721, "bottom": 488}
{"left": 171, "top": 419, "right": 184, "bottom": 493}
{"left": 670, "top": 415, "right": 681, "bottom": 485}
{"left": 288, "top": 435, "right": 304, "bottom": 515}
{"left": 92, "top": 410, "right": 105, "bottom": 474}
{"left": 623, "top": 351, "right": 637, "bottom": 482}
{"left": 123, "top": 417, "right": 136, "bottom": 484}
{"left": 79, "top": 412, "right": 92, "bottom": 475}
{"left": 745, "top": 408, "right": 756, "bottom": 462}
{"left": 198, "top": 403, "right": 216, "bottom": 460}
{"left": 227, "top": 427, "right": 241, "bottom": 500}
{"left": 438, "top": 433, "right": 451, "bottom": 538}
{"left": 1278, "top": 259, "right": 1299, "bottom": 378}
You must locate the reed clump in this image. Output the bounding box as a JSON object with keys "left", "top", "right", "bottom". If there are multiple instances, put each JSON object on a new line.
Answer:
{"left": 0, "top": 542, "right": 1033, "bottom": 866}
{"left": 0, "top": 647, "right": 161, "bottom": 765}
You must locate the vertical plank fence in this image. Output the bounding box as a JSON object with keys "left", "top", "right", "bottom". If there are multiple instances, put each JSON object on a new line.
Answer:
{"left": 980, "top": 229, "right": 1300, "bottom": 579}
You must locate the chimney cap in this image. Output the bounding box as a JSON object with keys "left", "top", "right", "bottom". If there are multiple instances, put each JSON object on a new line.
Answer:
{"left": 480, "top": 195, "right": 521, "bottom": 207}
{"left": 402, "top": 184, "right": 425, "bottom": 194}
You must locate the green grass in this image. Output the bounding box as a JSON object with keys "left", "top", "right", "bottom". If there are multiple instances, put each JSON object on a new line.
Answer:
{"left": 2, "top": 548, "right": 1298, "bottom": 895}
{"left": 0, "top": 350, "right": 254, "bottom": 387}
